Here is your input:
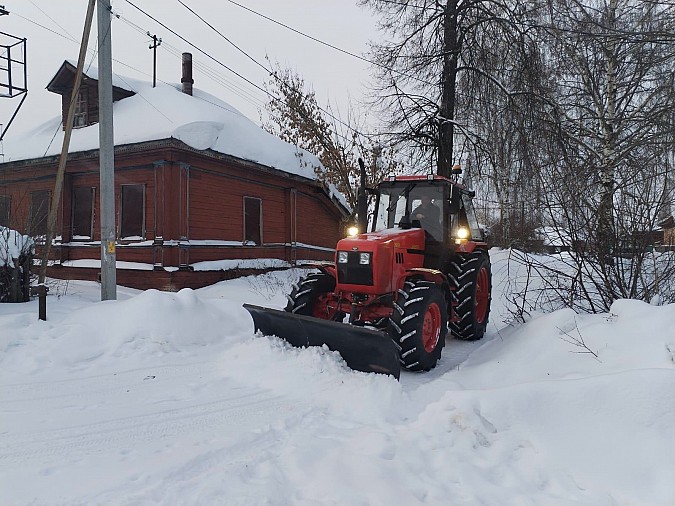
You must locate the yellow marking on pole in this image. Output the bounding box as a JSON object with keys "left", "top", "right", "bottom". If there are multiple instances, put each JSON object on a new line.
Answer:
{"left": 107, "top": 241, "right": 115, "bottom": 254}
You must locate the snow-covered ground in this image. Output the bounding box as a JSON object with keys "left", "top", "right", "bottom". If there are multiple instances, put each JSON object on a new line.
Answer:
{"left": 1, "top": 249, "right": 673, "bottom": 505}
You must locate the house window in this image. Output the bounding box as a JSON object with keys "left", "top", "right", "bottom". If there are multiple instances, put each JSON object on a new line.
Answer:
{"left": 72, "top": 187, "right": 95, "bottom": 240}
{"left": 120, "top": 184, "right": 145, "bottom": 239}
{"left": 73, "top": 88, "right": 88, "bottom": 128}
{"left": 243, "top": 196, "right": 262, "bottom": 245}
{"left": 0, "top": 195, "right": 9, "bottom": 227}
{"left": 29, "top": 190, "right": 51, "bottom": 237}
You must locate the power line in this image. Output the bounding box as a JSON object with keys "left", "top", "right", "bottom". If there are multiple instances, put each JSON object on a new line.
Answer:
{"left": 28, "top": 0, "right": 77, "bottom": 41}
{"left": 12, "top": 11, "right": 77, "bottom": 43}
{"left": 222, "top": 0, "right": 436, "bottom": 88}
{"left": 123, "top": 0, "right": 372, "bottom": 141}
{"left": 174, "top": 0, "right": 369, "bottom": 138}
{"left": 117, "top": 7, "right": 267, "bottom": 108}
{"left": 223, "top": 0, "right": 376, "bottom": 68}
{"left": 123, "top": 1, "right": 275, "bottom": 100}
{"left": 112, "top": 10, "right": 267, "bottom": 116}
{"left": 15, "top": 2, "right": 370, "bottom": 145}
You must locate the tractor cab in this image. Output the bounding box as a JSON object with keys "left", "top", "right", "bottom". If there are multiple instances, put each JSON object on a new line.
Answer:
{"left": 370, "top": 175, "right": 484, "bottom": 269}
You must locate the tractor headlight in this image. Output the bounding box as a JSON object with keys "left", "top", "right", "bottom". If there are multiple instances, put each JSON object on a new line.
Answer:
{"left": 338, "top": 251, "right": 349, "bottom": 263}
{"left": 346, "top": 226, "right": 359, "bottom": 237}
{"left": 456, "top": 227, "right": 469, "bottom": 240}
{"left": 359, "top": 252, "right": 371, "bottom": 265}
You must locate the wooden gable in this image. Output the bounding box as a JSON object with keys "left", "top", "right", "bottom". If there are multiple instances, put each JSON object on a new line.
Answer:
{"left": 46, "top": 61, "right": 135, "bottom": 129}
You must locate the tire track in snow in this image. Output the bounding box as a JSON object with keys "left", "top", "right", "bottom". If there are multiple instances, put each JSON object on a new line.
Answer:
{"left": 0, "top": 371, "right": 307, "bottom": 467}
{"left": 1, "top": 361, "right": 220, "bottom": 402}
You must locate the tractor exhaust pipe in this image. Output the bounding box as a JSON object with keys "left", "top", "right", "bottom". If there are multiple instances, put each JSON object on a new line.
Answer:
{"left": 357, "top": 158, "right": 368, "bottom": 233}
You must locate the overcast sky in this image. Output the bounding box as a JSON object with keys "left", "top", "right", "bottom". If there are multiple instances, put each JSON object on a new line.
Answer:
{"left": 0, "top": 0, "right": 380, "bottom": 144}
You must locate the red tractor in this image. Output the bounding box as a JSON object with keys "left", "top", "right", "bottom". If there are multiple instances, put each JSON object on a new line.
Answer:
{"left": 245, "top": 166, "right": 491, "bottom": 379}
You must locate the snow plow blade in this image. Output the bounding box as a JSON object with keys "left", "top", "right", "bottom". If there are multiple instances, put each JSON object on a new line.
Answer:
{"left": 243, "top": 304, "right": 401, "bottom": 380}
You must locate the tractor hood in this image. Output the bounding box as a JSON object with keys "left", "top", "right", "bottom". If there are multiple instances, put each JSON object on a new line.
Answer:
{"left": 335, "top": 228, "right": 426, "bottom": 293}
{"left": 337, "top": 227, "right": 426, "bottom": 254}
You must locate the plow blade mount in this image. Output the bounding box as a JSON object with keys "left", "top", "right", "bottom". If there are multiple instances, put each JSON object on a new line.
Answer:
{"left": 243, "top": 304, "right": 401, "bottom": 379}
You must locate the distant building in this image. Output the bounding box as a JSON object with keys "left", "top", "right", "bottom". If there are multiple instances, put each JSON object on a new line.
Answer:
{"left": 657, "top": 215, "right": 675, "bottom": 251}
{"left": 534, "top": 226, "right": 572, "bottom": 254}
{"left": 0, "top": 58, "right": 348, "bottom": 290}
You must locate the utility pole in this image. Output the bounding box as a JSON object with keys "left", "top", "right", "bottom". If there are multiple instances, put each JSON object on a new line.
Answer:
{"left": 147, "top": 32, "right": 161, "bottom": 88}
{"left": 98, "top": 0, "right": 116, "bottom": 300}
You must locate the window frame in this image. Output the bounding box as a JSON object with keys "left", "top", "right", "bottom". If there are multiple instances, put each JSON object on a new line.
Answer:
{"left": 71, "top": 186, "right": 95, "bottom": 241}
{"left": 243, "top": 196, "right": 262, "bottom": 245}
{"left": 119, "top": 184, "right": 146, "bottom": 240}
{"left": 73, "top": 88, "right": 88, "bottom": 128}
{"left": 0, "top": 195, "right": 10, "bottom": 228}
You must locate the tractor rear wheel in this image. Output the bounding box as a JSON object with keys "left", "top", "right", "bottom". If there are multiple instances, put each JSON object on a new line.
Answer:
{"left": 284, "top": 272, "right": 343, "bottom": 321}
{"left": 388, "top": 280, "right": 448, "bottom": 371}
{"left": 448, "top": 250, "right": 492, "bottom": 341}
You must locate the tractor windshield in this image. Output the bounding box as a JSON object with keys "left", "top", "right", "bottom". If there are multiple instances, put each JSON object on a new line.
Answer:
{"left": 373, "top": 183, "right": 445, "bottom": 240}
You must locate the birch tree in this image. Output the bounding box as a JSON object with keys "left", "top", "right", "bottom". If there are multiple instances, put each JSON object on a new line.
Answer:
{"left": 512, "top": 0, "right": 675, "bottom": 311}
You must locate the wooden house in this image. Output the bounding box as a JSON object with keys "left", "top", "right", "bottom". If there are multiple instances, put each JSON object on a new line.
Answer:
{"left": 0, "top": 58, "right": 349, "bottom": 290}
{"left": 658, "top": 216, "right": 675, "bottom": 251}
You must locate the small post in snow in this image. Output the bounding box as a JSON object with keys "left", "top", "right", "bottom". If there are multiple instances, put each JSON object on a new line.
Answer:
{"left": 31, "top": 284, "right": 47, "bottom": 321}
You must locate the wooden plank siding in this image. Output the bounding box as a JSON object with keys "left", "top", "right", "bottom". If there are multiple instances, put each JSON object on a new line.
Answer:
{"left": 59, "top": 79, "right": 134, "bottom": 130}
{"left": 0, "top": 139, "right": 347, "bottom": 290}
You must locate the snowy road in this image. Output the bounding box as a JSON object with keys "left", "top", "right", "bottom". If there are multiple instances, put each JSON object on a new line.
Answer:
{"left": 1, "top": 257, "right": 673, "bottom": 504}
{"left": 2, "top": 360, "right": 314, "bottom": 501}
{"left": 2, "top": 363, "right": 294, "bottom": 465}
{"left": 2, "top": 336, "right": 487, "bottom": 467}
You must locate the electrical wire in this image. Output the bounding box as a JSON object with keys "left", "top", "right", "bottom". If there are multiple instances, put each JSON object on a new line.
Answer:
{"left": 123, "top": 0, "right": 372, "bottom": 142}
{"left": 222, "top": 0, "right": 437, "bottom": 88}
{"left": 173, "top": 0, "right": 370, "bottom": 139}
{"left": 175, "top": 0, "right": 374, "bottom": 139}
{"left": 223, "top": 0, "right": 376, "bottom": 68}
{"left": 113, "top": 12, "right": 267, "bottom": 113}
{"left": 28, "top": 0, "right": 77, "bottom": 41}
{"left": 122, "top": 1, "right": 277, "bottom": 101}
{"left": 14, "top": 5, "right": 271, "bottom": 130}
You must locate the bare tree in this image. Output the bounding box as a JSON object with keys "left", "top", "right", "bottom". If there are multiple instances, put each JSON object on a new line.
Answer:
{"left": 360, "top": 0, "right": 528, "bottom": 177}
{"left": 262, "top": 63, "right": 400, "bottom": 210}
{"left": 508, "top": 0, "right": 675, "bottom": 311}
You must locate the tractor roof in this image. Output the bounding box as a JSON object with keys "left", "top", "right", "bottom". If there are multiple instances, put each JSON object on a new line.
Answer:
{"left": 379, "top": 174, "right": 469, "bottom": 190}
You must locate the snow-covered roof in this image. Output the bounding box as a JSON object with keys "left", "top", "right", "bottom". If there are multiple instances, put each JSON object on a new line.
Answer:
{"left": 2, "top": 63, "right": 348, "bottom": 209}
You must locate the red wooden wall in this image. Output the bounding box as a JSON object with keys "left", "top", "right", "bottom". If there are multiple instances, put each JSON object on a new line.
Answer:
{"left": 0, "top": 140, "right": 347, "bottom": 289}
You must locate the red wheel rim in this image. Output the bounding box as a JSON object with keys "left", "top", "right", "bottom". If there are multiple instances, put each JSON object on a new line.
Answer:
{"left": 312, "top": 294, "right": 339, "bottom": 320}
{"left": 422, "top": 302, "right": 442, "bottom": 353}
{"left": 475, "top": 267, "right": 489, "bottom": 324}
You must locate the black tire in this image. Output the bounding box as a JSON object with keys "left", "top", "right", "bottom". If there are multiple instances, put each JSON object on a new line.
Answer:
{"left": 388, "top": 280, "right": 448, "bottom": 371}
{"left": 448, "top": 250, "right": 492, "bottom": 341}
{"left": 285, "top": 272, "right": 342, "bottom": 320}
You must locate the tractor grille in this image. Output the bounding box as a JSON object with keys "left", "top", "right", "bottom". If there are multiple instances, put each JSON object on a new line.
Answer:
{"left": 337, "top": 251, "right": 374, "bottom": 286}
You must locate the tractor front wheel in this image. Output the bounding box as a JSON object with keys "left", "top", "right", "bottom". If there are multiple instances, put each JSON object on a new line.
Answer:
{"left": 388, "top": 280, "right": 448, "bottom": 371}
{"left": 284, "top": 272, "right": 342, "bottom": 321}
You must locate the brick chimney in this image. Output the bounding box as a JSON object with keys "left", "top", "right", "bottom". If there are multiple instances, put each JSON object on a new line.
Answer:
{"left": 181, "top": 52, "right": 193, "bottom": 96}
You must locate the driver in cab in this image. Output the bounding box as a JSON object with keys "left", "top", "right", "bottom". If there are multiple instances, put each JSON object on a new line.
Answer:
{"left": 412, "top": 195, "right": 440, "bottom": 231}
